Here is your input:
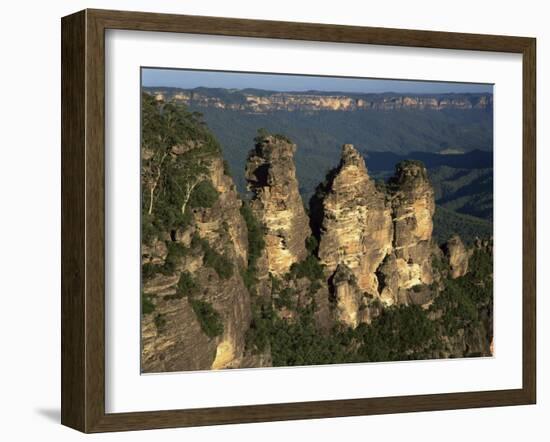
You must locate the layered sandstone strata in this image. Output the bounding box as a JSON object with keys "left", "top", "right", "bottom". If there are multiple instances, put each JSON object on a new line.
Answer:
{"left": 149, "top": 88, "right": 493, "bottom": 113}
{"left": 317, "top": 144, "right": 393, "bottom": 296}
{"left": 141, "top": 149, "right": 253, "bottom": 372}
{"left": 378, "top": 160, "right": 436, "bottom": 305}
{"left": 245, "top": 134, "right": 311, "bottom": 276}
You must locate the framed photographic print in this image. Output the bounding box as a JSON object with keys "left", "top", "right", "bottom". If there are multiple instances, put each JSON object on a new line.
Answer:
{"left": 61, "top": 9, "right": 536, "bottom": 433}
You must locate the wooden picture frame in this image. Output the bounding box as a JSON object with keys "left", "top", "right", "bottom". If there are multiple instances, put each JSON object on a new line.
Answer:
{"left": 61, "top": 8, "right": 536, "bottom": 433}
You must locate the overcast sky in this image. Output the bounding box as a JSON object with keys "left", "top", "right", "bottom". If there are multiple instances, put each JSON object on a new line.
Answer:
{"left": 141, "top": 68, "right": 493, "bottom": 94}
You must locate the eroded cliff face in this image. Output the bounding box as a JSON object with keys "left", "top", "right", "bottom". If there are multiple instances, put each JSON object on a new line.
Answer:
{"left": 313, "top": 147, "right": 439, "bottom": 327}
{"left": 378, "top": 161, "right": 436, "bottom": 305}
{"left": 329, "top": 264, "right": 383, "bottom": 328}
{"left": 318, "top": 144, "right": 393, "bottom": 297}
{"left": 141, "top": 146, "right": 252, "bottom": 373}
{"left": 331, "top": 264, "right": 362, "bottom": 328}
{"left": 245, "top": 135, "right": 311, "bottom": 276}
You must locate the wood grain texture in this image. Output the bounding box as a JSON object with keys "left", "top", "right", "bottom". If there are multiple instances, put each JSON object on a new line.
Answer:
{"left": 85, "top": 9, "right": 107, "bottom": 432}
{"left": 61, "top": 10, "right": 86, "bottom": 431}
{"left": 522, "top": 38, "right": 537, "bottom": 403}
{"left": 60, "top": 8, "right": 537, "bottom": 433}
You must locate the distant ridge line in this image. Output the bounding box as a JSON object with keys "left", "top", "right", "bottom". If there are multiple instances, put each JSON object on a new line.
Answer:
{"left": 142, "top": 87, "right": 493, "bottom": 113}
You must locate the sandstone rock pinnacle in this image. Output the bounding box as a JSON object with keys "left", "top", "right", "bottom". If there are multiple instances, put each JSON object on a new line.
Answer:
{"left": 444, "top": 234, "right": 470, "bottom": 279}
{"left": 317, "top": 144, "right": 393, "bottom": 296}
{"left": 378, "top": 160, "right": 436, "bottom": 304}
{"left": 245, "top": 134, "right": 311, "bottom": 276}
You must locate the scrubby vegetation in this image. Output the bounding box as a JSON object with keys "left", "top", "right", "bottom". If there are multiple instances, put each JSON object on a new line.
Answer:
{"left": 154, "top": 313, "right": 167, "bottom": 332}
{"left": 245, "top": 247, "right": 493, "bottom": 365}
{"left": 305, "top": 235, "right": 319, "bottom": 254}
{"left": 203, "top": 246, "right": 233, "bottom": 280}
{"left": 289, "top": 255, "right": 324, "bottom": 282}
{"left": 191, "top": 234, "right": 233, "bottom": 280}
{"left": 187, "top": 180, "right": 219, "bottom": 209}
{"left": 240, "top": 201, "right": 265, "bottom": 291}
{"left": 273, "top": 287, "right": 296, "bottom": 310}
{"left": 142, "top": 263, "right": 158, "bottom": 281}
{"left": 164, "top": 272, "right": 199, "bottom": 301}
{"left": 160, "top": 242, "right": 190, "bottom": 275}
{"left": 250, "top": 302, "right": 440, "bottom": 366}
{"left": 177, "top": 272, "right": 198, "bottom": 296}
{"left": 245, "top": 303, "right": 274, "bottom": 354}
{"left": 141, "top": 92, "right": 221, "bottom": 243}
{"left": 190, "top": 299, "right": 224, "bottom": 338}
{"left": 431, "top": 249, "right": 493, "bottom": 339}
{"left": 142, "top": 292, "right": 155, "bottom": 315}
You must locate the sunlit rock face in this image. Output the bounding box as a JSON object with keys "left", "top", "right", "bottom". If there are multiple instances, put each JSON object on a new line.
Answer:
{"left": 377, "top": 160, "right": 436, "bottom": 304}
{"left": 245, "top": 135, "right": 311, "bottom": 276}
{"left": 331, "top": 264, "right": 362, "bottom": 328}
{"left": 390, "top": 160, "right": 435, "bottom": 272}
{"left": 317, "top": 148, "right": 437, "bottom": 312}
{"left": 202, "top": 157, "right": 249, "bottom": 266}
{"left": 317, "top": 144, "right": 393, "bottom": 296}
{"left": 330, "top": 263, "right": 383, "bottom": 329}
{"left": 141, "top": 146, "right": 252, "bottom": 373}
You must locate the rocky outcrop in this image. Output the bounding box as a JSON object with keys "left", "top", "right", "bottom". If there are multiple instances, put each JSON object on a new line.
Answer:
{"left": 439, "top": 320, "right": 493, "bottom": 358}
{"left": 317, "top": 149, "right": 436, "bottom": 310}
{"left": 443, "top": 234, "right": 470, "bottom": 279}
{"left": 142, "top": 294, "right": 218, "bottom": 372}
{"left": 330, "top": 264, "right": 383, "bottom": 328}
{"left": 317, "top": 144, "right": 393, "bottom": 296}
{"left": 378, "top": 160, "right": 436, "bottom": 305}
{"left": 474, "top": 236, "right": 494, "bottom": 254}
{"left": 141, "top": 148, "right": 252, "bottom": 373}
{"left": 377, "top": 254, "right": 421, "bottom": 305}
{"left": 390, "top": 160, "right": 435, "bottom": 278}
{"left": 331, "top": 264, "right": 362, "bottom": 328}
{"left": 245, "top": 135, "right": 311, "bottom": 276}
{"left": 200, "top": 157, "right": 249, "bottom": 267}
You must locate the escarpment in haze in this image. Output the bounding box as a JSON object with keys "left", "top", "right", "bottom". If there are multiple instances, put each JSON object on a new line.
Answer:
{"left": 245, "top": 134, "right": 311, "bottom": 276}
{"left": 141, "top": 93, "right": 493, "bottom": 370}
{"left": 145, "top": 87, "right": 493, "bottom": 113}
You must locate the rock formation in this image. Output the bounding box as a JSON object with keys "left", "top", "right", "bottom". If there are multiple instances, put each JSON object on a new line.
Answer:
{"left": 141, "top": 92, "right": 493, "bottom": 369}
{"left": 443, "top": 234, "right": 470, "bottom": 279}
{"left": 390, "top": 160, "right": 435, "bottom": 281}
{"left": 474, "top": 236, "right": 494, "bottom": 254}
{"left": 378, "top": 160, "right": 436, "bottom": 305}
{"left": 317, "top": 144, "right": 393, "bottom": 296}
{"left": 331, "top": 264, "right": 362, "bottom": 328}
{"left": 245, "top": 134, "right": 311, "bottom": 276}
{"left": 141, "top": 145, "right": 252, "bottom": 373}
{"left": 316, "top": 148, "right": 436, "bottom": 310}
